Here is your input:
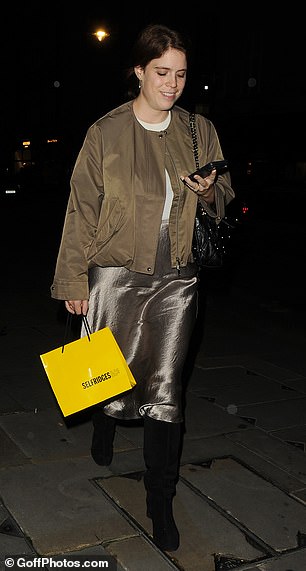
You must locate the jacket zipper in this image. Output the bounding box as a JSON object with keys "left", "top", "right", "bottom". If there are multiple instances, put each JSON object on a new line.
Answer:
{"left": 165, "top": 134, "right": 183, "bottom": 276}
{"left": 175, "top": 178, "right": 182, "bottom": 276}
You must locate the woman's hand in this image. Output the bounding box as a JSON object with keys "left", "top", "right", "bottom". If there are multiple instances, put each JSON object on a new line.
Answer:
{"left": 65, "top": 300, "right": 89, "bottom": 315}
{"left": 181, "top": 168, "right": 216, "bottom": 204}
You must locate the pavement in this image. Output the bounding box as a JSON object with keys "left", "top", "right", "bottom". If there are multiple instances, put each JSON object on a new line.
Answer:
{"left": 1, "top": 190, "right": 306, "bottom": 570}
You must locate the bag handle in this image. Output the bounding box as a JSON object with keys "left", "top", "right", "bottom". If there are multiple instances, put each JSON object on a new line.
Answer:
{"left": 62, "top": 313, "right": 91, "bottom": 353}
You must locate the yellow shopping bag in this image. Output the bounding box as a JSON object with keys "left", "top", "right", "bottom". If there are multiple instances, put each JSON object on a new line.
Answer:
{"left": 40, "top": 318, "right": 136, "bottom": 417}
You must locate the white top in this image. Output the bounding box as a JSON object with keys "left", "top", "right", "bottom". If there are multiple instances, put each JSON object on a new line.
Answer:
{"left": 136, "top": 112, "right": 173, "bottom": 221}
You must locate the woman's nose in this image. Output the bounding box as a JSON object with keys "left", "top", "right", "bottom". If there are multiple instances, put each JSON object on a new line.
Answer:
{"left": 166, "top": 75, "right": 177, "bottom": 87}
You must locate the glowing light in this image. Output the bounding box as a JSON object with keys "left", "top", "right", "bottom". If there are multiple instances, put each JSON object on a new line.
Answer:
{"left": 94, "top": 30, "right": 109, "bottom": 42}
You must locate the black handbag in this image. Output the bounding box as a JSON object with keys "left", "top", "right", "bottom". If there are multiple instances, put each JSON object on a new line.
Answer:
{"left": 193, "top": 204, "right": 235, "bottom": 267}
{"left": 189, "top": 113, "right": 235, "bottom": 269}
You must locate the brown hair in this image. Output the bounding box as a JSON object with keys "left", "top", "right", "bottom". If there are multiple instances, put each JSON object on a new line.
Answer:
{"left": 126, "top": 24, "right": 190, "bottom": 98}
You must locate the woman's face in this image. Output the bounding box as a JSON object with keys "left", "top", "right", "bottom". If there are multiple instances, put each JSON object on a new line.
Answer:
{"left": 135, "top": 48, "right": 187, "bottom": 112}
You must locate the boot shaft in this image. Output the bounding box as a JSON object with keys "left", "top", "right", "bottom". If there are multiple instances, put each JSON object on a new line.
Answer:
{"left": 143, "top": 416, "right": 182, "bottom": 551}
{"left": 143, "top": 415, "right": 182, "bottom": 489}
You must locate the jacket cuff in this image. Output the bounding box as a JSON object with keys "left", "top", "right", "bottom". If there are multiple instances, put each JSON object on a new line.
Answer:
{"left": 50, "top": 281, "right": 89, "bottom": 300}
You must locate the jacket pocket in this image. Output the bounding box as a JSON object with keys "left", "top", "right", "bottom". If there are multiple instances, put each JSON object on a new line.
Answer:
{"left": 87, "top": 197, "right": 123, "bottom": 259}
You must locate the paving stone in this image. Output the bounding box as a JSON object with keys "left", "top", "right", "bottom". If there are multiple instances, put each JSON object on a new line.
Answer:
{"left": 0, "top": 409, "right": 140, "bottom": 463}
{"left": 244, "top": 358, "right": 306, "bottom": 384}
{"left": 116, "top": 422, "right": 144, "bottom": 448}
{"left": 195, "top": 355, "right": 305, "bottom": 383}
{"left": 109, "top": 448, "right": 145, "bottom": 475}
{"left": 0, "top": 367, "right": 56, "bottom": 411}
{"left": 0, "top": 428, "right": 30, "bottom": 467}
{"left": 0, "top": 505, "right": 11, "bottom": 522}
{"left": 0, "top": 536, "right": 35, "bottom": 558}
{"left": 0, "top": 392, "right": 23, "bottom": 413}
{"left": 282, "top": 377, "right": 306, "bottom": 393}
{"left": 236, "top": 397, "right": 306, "bottom": 432}
{"left": 0, "top": 508, "right": 25, "bottom": 538}
{"left": 107, "top": 536, "right": 178, "bottom": 570}
{"left": 270, "top": 425, "right": 306, "bottom": 452}
{"left": 187, "top": 364, "right": 249, "bottom": 391}
{"left": 180, "top": 459, "right": 306, "bottom": 551}
{"left": 247, "top": 547, "right": 306, "bottom": 570}
{"left": 0, "top": 459, "right": 136, "bottom": 555}
{"left": 181, "top": 432, "right": 306, "bottom": 496}
{"left": 188, "top": 365, "right": 303, "bottom": 406}
{"left": 227, "top": 429, "right": 306, "bottom": 485}
{"left": 184, "top": 394, "right": 250, "bottom": 438}
{"left": 0, "top": 505, "right": 35, "bottom": 559}
{"left": 0, "top": 410, "right": 92, "bottom": 461}
{"left": 292, "top": 489, "right": 306, "bottom": 504}
{"left": 97, "top": 472, "right": 266, "bottom": 571}
{"left": 1, "top": 326, "right": 51, "bottom": 364}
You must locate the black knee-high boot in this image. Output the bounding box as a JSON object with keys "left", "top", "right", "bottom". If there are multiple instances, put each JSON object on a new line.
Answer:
{"left": 143, "top": 415, "right": 182, "bottom": 551}
{"left": 91, "top": 408, "right": 116, "bottom": 466}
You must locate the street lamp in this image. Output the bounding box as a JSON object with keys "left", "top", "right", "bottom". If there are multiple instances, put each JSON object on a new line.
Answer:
{"left": 93, "top": 30, "right": 110, "bottom": 42}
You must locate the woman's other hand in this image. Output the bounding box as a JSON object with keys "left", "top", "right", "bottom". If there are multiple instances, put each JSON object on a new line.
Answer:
{"left": 181, "top": 168, "right": 216, "bottom": 204}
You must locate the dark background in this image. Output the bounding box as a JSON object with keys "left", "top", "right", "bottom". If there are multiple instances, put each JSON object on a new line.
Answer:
{"left": 2, "top": 3, "right": 306, "bottom": 163}
{"left": 1, "top": 3, "right": 306, "bottom": 276}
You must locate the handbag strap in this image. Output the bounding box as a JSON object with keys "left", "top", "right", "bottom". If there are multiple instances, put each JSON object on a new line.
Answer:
{"left": 62, "top": 313, "right": 91, "bottom": 353}
{"left": 189, "top": 112, "right": 225, "bottom": 222}
{"left": 189, "top": 112, "right": 199, "bottom": 170}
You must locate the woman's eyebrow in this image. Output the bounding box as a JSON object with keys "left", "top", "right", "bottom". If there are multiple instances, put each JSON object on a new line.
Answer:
{"left": 154, "top": 66, "right": 187, "bottom": 72}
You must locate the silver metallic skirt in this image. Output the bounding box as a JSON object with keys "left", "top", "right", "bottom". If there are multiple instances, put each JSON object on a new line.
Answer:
{"left": 82, "top": 222, "right": 199, "bottom": 423}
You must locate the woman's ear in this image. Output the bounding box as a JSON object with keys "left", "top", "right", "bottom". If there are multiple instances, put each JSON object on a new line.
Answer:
{"left": 134, "top": 66, "right": 143, "bottom": 81}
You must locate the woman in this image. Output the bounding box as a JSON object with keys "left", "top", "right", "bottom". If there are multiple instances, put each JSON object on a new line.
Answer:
{"left": 51, "top": 23, "right": 235, "bottom": 551}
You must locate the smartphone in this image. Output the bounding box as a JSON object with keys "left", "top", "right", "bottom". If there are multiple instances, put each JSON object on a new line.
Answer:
{"left": 188, "top": 159, "right": 229, "bottom": 182}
